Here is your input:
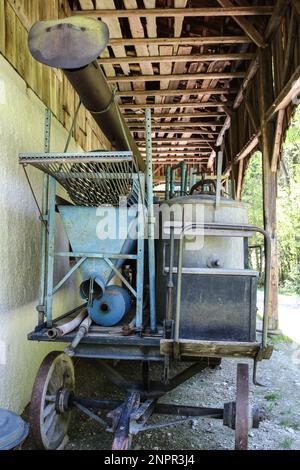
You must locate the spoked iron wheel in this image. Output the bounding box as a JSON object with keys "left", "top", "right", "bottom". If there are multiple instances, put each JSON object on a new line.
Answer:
{"left": 235, "top": 363, "right": 249, "bottom": 450}
{"left": 29, "top": 351, "right": 75, "bottom": 450}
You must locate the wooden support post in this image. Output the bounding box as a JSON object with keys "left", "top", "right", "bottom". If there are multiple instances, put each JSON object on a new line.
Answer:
{"left": 259, "top": 48, "right": 279, "bottom": 331}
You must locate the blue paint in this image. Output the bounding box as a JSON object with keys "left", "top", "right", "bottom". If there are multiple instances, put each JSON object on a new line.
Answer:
{"left": 58, "top": 205, "right": 137, "bottom": 285}
{"left": 88, "top": 286, "right": 131, "bottom": 326}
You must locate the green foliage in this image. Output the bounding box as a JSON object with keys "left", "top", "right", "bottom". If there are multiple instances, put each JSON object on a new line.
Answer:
{"left": 242, "top": 107, "right": 300, "bottom": 294}
{"left": 278, "top": 437, "right": 294, "bottom": 449}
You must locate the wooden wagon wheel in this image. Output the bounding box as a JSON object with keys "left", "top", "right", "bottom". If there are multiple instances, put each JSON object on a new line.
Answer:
{"left": 235, "top": 363, "right": 249, "bottom": 450}
{"left": 29, "top": 351, "right": 75, "bottom": 450}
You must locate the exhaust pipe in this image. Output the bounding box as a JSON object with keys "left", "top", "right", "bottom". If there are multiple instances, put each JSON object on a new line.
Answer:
{"left": 28, "top": 16, "right": 144, "bottom": 171}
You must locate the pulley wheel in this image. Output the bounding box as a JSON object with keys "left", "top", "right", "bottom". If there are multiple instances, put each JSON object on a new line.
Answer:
{"left": 235, "top": 363, "right": 249, "bottom": 450}
{"left": 29, "top": 351, "right": 75, "bottom": 450}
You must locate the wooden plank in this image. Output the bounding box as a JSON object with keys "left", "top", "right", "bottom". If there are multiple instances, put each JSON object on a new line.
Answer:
{"left": 6, "top": 0, "right": 31, "bottom": 31}
{"left": 116, "top": 88, "right": 236, "bottom": 97}
{"left": 108, "top": 72, "right": 246, "bottom": 83}
{"left": 259, "top": 47, "right": 279, "bottom": 331}
{"left": 72, "top": 7, "right": 274, "bottom": 17}
{"left": 265, "top": 0, "right": 289, "bottom": 41}
{"left": 141, "top": 152, "right": 210, "bottom": 156}
{"left": 0, "top": 0, "right": 5, "bottom": 54}
{"left": 129, "top": 122, "right": 223, "bottom": 128}
{"left": 266, "top": 65, "right": 300, "bottom": 121}
{"left": 135, "top": 138, "right": 214, "bottom": 143}
{"left": 236, "top": 159, "right": 244, "bottom": 200}
{"left": 78, "top": 0, "right": 94, "bottom": 9}
{"left": 235, "top": 135, "right": 260, "bottom": 161}
{"left": 160, "top": 339, "right": 262, "bottom": 359}
{"left": 108, "top": 36, "right": 252, "bottom": 46}
{"left": 271, "top": 109, "right": 285, "bottom": 172}
{"left": 119, "top": 102, "right": 232, "bottom": 110}
{"left": 99, "top": 53, "right": 255, "bottom": 64}
{"left": 97, "top": 0, "right": 131, "bottom": 76}
{"left": 216, "top": 0, "right": 266, "bottom": 47}
{"left": 174, "top": 0, "right": 188, "bottom": 54}
{"left": 125, "top": 112, "right": 225, "bottom": 119}
{"left": 291, "top": 0, "right": 300, "bottom": 17}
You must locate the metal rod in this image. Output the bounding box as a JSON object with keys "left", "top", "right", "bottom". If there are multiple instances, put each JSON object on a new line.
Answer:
{"left": 52, "top": 257, "right": 87, "bottom": 295}
{"left": 136, "top": 173, "right": 145, "bottom": 331}
{"left": 145, "top": 109, "right": 156, "bottom": 333}
{"left": 54, "top": 252, "right": 138, "bottom": 260}
{"left": 165, "top": 166, "right": 171, "bottom": 201}
{"left": 45, "top": 177, "right": 56, "bottom": 327}
{"left": 38, "top": 108, "right": 51, "bottom": 325}
{"left": 104, "top": 257, "right": 137, "bottom": 297}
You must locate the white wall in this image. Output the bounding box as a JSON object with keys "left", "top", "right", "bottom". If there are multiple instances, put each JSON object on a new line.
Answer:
{"left": 0, "top": 54, "right": 82, "bottom": 413}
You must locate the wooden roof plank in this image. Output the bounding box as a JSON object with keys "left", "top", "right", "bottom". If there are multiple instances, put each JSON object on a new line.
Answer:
{"left": 99, "top": 53, "right": 255, "bottom": 64}
{"left": 216, "top": 0, "right": 266, "bottom": 47}
{"left": 108, "top": 72, "right": 246, "bottom": 83}
{"left": 72, "top": 7, "right": 274, "bottom": 18}
{"left": 108, "top": 36, "right": 252, "bottom": 46}
{"left": 116, "top": 89, "right": 237, "bottom": 97}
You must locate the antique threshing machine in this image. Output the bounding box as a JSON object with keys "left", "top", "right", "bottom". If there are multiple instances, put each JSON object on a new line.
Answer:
{"left": 19, "top": 17, "right": 273, "bottom": 450}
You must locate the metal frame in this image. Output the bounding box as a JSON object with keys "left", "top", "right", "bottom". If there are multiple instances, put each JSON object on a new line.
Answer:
{"left": 174, "top": 223, "right": 271, "bottom": 352}
{"left": 20, "top": 147, "right": 146, "bottom": 332}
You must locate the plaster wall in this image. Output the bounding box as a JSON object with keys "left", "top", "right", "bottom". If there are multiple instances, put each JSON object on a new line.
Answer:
{"left": 0, "top": 54, "right": 82, "bottom": 413}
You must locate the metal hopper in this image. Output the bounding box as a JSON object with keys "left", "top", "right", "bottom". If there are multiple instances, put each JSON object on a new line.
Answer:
{"left": 58, "top": 205, "right": 137, "bottom": 295}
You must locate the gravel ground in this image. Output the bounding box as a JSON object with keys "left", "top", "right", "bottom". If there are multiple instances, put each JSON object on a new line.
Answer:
{"left": 23, "top": 336, "right": 300, "bottom": 451}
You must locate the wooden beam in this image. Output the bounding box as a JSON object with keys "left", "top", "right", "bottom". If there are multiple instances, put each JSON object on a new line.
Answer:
{"left": 100, "top": 53, "right": 255, "bottom": 64}
{"left": 129, "top": 121, "right": 223, "bottom": 128}
{"left": 160, "top": 339, "right": 264, "bottom": 359}
{"left": 125, "top": 112, "right": 226, "bottom": 119}
{"left": 141, "top": 152, "right": 210, "bottom": 156}
{"left": 108, "top": 36, "right": 252, "bottom": 46}
{"left": 236, "top": 159, "right": 244, "bottom": 200}
{"left": 259, "top": 47, "right": 279, "bottom": 331}
{"left": 266, "top": 65, "right": 300, "bottom": 121}
{"left": 271, "top": 109, "right": 285, "bottom": 172}
{"left": 135, "top": 138, "right": 215, "bottom": 143}
{"left": 235, "top": 135, "right": 260, "bottom": 161}
{"left": 108, "top": 72, "right": 245, "bottom": 83}
{"left": 119, "top": 102, "right": 232, "bottom": 110}
{"left": 265, "top": 0, "right": 290, "bottom": 41}
{"left": 291, "top": 0, "right": 300, "bottom": 17}
{"left": 72, "top": 7, "right": 274, "bottom": 17}
{"left": 216, "top": 0, "right": 266, "bottom": 47}
{"left": 116, "top": 88, "right": 237, "bottom": 97}
{"left": 133, "top": 130, "right": 219, "bottom": 136}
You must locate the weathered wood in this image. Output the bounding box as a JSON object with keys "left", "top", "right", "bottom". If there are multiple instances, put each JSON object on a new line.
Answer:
{"left": 0, "top": 0, "right": 5, "bottom": 53}
{"left": 160, "top": 339, "right": 263, "bottom": 359}
{"left": 235, "top": 135, "right": 260, "bottom": 162}
{"left": 135, "top": 138, "right": 215, "bottom": 143}
{"left": 116, "top": 88, "right": 236, "bottom": 97}
{"left": 216, "top": 0, "right": 266, "bottom": 47}
{"left": 108, "top": 72, "right": 245, "bottom": 83}
{"left": 271, "top": 109, "right": 285, "bottom": 172}
{"left": 291, "top": 0, "right": 300, "bottom": 17}
{"left": 266, "top": 65, "right": 300, "bottom": 121}
{"left": 129, "top": 121, "right": 223, "bottom": 129}
{"left": 100, "top": 53, "right": 255, "bottom": 64}
{"left": 108, "top": 36, "right": 252, "bottom": 46}
{"left": 72, "top": 6, "right": 274, "bottom": 18}
{"left": 125, "top": 112, "right": 225, "bottom": 120}
{"left": 236, "top": 159, "right": 244, "bottom": 200}
{"left": 265, "top": 0, "right": 289, "bottom": 41}
{"left": 259, "top": 47, "right": 279, "bottom": 331}
{"left": 119, "top": 102, "right": 232, "bottom": 110}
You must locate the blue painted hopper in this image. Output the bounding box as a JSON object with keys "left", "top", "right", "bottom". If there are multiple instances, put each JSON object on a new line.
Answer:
{"left": 58, "top": 205, "right": 138, "bottom": 292}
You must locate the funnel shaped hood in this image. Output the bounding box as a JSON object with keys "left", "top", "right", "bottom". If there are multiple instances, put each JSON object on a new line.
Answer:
{"left": 59, "top": 205, "right": 137, "bottom": 285}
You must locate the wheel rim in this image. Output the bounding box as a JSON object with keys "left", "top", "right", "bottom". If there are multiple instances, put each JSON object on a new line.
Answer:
{"left": 235, "top": 363, "right": 249, "bottom": 450}
{"left": 30, "top": 352, "right": 75, "bottom": 450}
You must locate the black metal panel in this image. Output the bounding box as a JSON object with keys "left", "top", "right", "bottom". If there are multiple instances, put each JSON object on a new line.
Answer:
{"left": 156, "top": 273, "right": 257, "bottom": 342}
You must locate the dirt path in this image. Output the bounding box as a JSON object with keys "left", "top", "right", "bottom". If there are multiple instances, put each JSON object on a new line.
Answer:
{"left": 23, "top": 337, "right": 300, "bottom": 450}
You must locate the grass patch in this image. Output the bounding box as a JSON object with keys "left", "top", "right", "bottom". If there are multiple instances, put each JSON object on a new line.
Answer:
{"left": 270, "top": 334, "right": 293, "bottom": 344}
{"left": 265, "top": 392, "right": 280, "bottom": 402}
{"left": 280, "top": 419, "right": 299, "bottom": 431}
{"left": 278, "top": 437, "right": 294, "bottom": 449}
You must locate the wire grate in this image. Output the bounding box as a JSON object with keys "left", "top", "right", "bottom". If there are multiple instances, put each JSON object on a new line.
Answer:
{"left": 19, "top": 152, "right": 139, "bottom": 206}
